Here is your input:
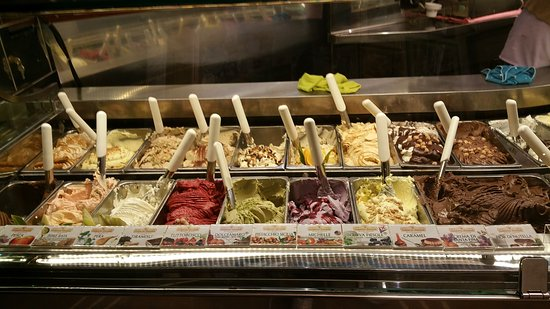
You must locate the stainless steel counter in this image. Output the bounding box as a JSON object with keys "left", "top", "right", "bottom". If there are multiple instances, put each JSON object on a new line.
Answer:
{"left": 65, "top": 67, "right": 550, "bottom": 120}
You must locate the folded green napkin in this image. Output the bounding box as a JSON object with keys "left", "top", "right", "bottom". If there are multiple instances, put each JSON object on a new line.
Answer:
{"left": 298, "top": 73, "right": 361, "bottom": 94}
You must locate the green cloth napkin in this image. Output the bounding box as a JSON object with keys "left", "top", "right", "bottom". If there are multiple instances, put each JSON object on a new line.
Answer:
{"left": 298, "top": 73, "right": 361, "bottom": 94}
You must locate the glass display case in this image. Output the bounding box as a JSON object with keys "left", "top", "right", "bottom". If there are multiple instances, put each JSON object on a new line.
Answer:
{"left": 0, "top": 1, "right": 549, "bottom": 307}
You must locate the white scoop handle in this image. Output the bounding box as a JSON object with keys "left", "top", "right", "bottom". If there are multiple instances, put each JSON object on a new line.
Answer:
{"left": 214, "top": 141, "right": 232, "bottom": 190}
{"left": 304, "top": 118, "right": 324, "bottom": 166}
{"left": 363, "top": 99, "right": 391, "bottom": 125}
{"left": 65, "top": 108, "right": 97, "bottom": 141}
{"left": 189, "top": 93, "right": 208, "bottom": 134}
{"left": 166, "top": 129, "right": 196, "bottom": 173}
{"left": 206, "top": 113, "right": 221, "bottom": 162}
{"left": 148, "top": 97, "right": 164, "bottom": 134}
{"left": 58, "top": 92, "right": 80, "bottom": 130}
{"left": 434, "top": 101, "right": 452, "bottom": 133}
{"left": 41, "top": 123, "right": 54, "bottom": 171}
{"left": 278, "top": 105, "right": 298, "bottom": 143}
{"left": 96, "top": 111, "right": 107, "bottom": 158}
{"left": 231, "top": 95, "right": 250, "bottom": 134}
{"left": 441, "top": 116, "right": 459, "bottom": 162}
{"left": 506, "top": 99, "right": 520, "bottom": 138}
{"left": 519, "top": 125, "right": 550, "bottom": 166}
{"left": 376, "top": 113, "right": 390, "bottom": 162}
{"left": 326, "top": 73, "right": 347, "bottom": 113}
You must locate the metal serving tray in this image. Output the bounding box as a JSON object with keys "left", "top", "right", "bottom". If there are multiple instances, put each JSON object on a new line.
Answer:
{"left": 72, "top": 128, "right": 151, "bottom": 173}
{"left": 230, "top": 126, "right": 287, "bottom": 170}
{"left": 127, "top": 126, "right": 239, "bottom": 171}
{"left": 335, "top": 122, "right": 400, "bottom": 170}
{"left": 413, "top": 174, "right": 550, "bottom": 233}
{"left": 350, "top": 177, "right": 431, "bottom": 225}
{"left": 285, "top": 125, "right": 343, "bottom": 170}
{"left": 0, "top": 180, "right": 63, "bottom": 225}
{"left": 287, "top": 177, "right": 355, "bottom": 224}
{"left": 152, "top": 179, "right": 226, "bottom": 226}
{"left": 218, "top": 176, "right": 289, "bottom": 224}
{"left": 0, "top": 128, "right": 42, "bottom": 176}
{"left": 26, "top": 179, "right": 118, "bottom": 225}
{"left": 436, "top": 121, "right": 519, "bottom": 168}
{"left": 93, "top": 180, "right": 175, "bottom": 226}
{"left": 390, "top": 121, "right": 457, "bottom": 169}
{"left": 22, "top": 130, "right": 91, "bottom": 174}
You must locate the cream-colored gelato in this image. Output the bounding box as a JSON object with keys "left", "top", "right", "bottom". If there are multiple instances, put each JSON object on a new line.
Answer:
{"left": 236, "top": 143, "right": 285, "bottom": 168}
{"left": 33, "top": 132, "right": 93, "bottom": 170}
{"left": 288, "top": 126, "right": 339, "bottom": 166}
{"left": 135, "top": 127, "right": 238, "bottom": 169}
{"left": 535, "top": 113, "right": 550, "bottom": 127}
{"left": 81, "top": 129, "right": 146, "bottom": 169}
{"left": 354, "top": 176, "right": 419, "bottom": 224}
{"left": 181, "top": 129, "right": 238, "bottom": 168}
{"left": 109, "top": 184, "right": 162, "bottom": 226}
{"left": 489, "top": 116, "right": 537, "bottom": 151}
{"left": 337, "top": 122, "right": 392, "bottom": 166}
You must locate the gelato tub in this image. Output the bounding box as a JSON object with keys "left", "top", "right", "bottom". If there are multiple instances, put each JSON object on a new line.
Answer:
{"left": 389, "top": 121, "right": 454, "bottom": 168}
{"left": 414, "top": 174, "right": 550, "bottom": 233}
{"left": 286, "top": 125, "right": 342, "bottom": 169}
{"left": 220, "top": 177, "right": 289, "bottom": 224}
{"left": 27, "top": 177, "right": 118, "bottom": 226}
{"left": 0, "top": 129, "right": 42, "bottom": 175}
{"left": 0, "top": 181, "right": 62, "bottom": 225}
{"left": 129, "top": 126, "right": 239, "bottom": 170}
{"left": 153, "top": 179, "right": 226, "bottom": 225}
{"left": 489, "top": 116, "right": 550, "bottom": 165}
{"left": 288, "top": 178, "right": 354, "bottom": 224}
{"left": 24, "top": 130, "right": 93, "bottom": 173}
{"left": 436, "top": 121, "right": 517, "bottom": 167}
{"left": 74, "top": 128, "right": 150, "bottom": 171}
{"left": 94, "top": 180, "right": 174, "bottom": 226}
{"left": 231, "top": 126, "right": 286, "bottom": 169}
{"left": 351, "top": 176, "right": 430, "bottom": 225}
{"left": 337, "top": 122, "right": 398, "bottom": 168}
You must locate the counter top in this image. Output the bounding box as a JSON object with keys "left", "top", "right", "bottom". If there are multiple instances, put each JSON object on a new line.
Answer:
{"left": 65, "top": 67, "right": 550, "bottom": 120}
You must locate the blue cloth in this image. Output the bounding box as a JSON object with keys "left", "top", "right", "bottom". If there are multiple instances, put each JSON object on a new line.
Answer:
{"left": 481, "top": 65, "right": 536, "bottom": 85}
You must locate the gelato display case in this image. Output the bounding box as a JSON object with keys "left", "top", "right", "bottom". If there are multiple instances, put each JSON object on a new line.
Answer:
{"left": 1, "top": 1, "right": 550, "bottom": 308}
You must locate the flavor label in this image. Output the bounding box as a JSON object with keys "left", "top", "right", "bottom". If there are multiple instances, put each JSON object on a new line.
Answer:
{"left": 296, "top": 224, "right": 343, "bottom": 247}
{"left": 0, "top": 225, "right": 42, "bottom": 247}
{"left": 161, "top": 225, "right": 210, "bottom": 248}
{"left": 32, "top": 226, "right": 82, "bottom": 247}
{"left": 437, "top": 225, "right": 493, "bottom": 250}
{"left": 389, "top": 224, "right": 442, "bottom": 249}
{"left": 251, "top": 224, "right": 297, "bottom": 247}
{"left": 486, "top": 224, "right": 543, "bottom": 250}
{"left": 74, "top": 226, "right": 125, "bottom": 247}
{"left": 342, "top": 224, "right": 391, "bottom": 248}
{"left": 208, "top": 224, "right": 252, "bottom": 247}
{"left": 117, "top": 226, "right": 168, "bottom": 248}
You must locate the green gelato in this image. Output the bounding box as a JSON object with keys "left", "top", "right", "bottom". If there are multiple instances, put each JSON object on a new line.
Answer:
{"left": 222, "top": 178, "right": 287, "bottom": 224}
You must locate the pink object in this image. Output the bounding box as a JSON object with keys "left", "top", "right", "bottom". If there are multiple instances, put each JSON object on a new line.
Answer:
{"left": 436, "top": 9, "right": 521, "bottom": 24}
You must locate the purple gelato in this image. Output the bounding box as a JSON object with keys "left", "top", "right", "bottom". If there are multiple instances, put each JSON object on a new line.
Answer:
{"left": 288, "top": 179, "right": 352, "bottom": 224}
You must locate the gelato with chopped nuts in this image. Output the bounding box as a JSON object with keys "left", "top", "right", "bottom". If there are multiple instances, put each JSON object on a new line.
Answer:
{"left": 390, "top": 122, "right": 443, "bottom": 165}
{"left": 438, "top": 121, "right": 512, "bottom": 165}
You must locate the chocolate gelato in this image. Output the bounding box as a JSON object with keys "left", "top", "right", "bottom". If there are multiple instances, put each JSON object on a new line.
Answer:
{"left": 415, "top": 174, "right": 550, "bottom": 232}
{"left": 438, "top": 121, "right": 512, "bottom": 165}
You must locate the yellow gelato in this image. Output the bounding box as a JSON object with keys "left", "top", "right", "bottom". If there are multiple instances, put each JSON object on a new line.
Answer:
{"left": 354, "top": 176, "right": 419, "bottom": 224}
{"left": 81, "top": 129, "right": 145, "bottom": 169}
